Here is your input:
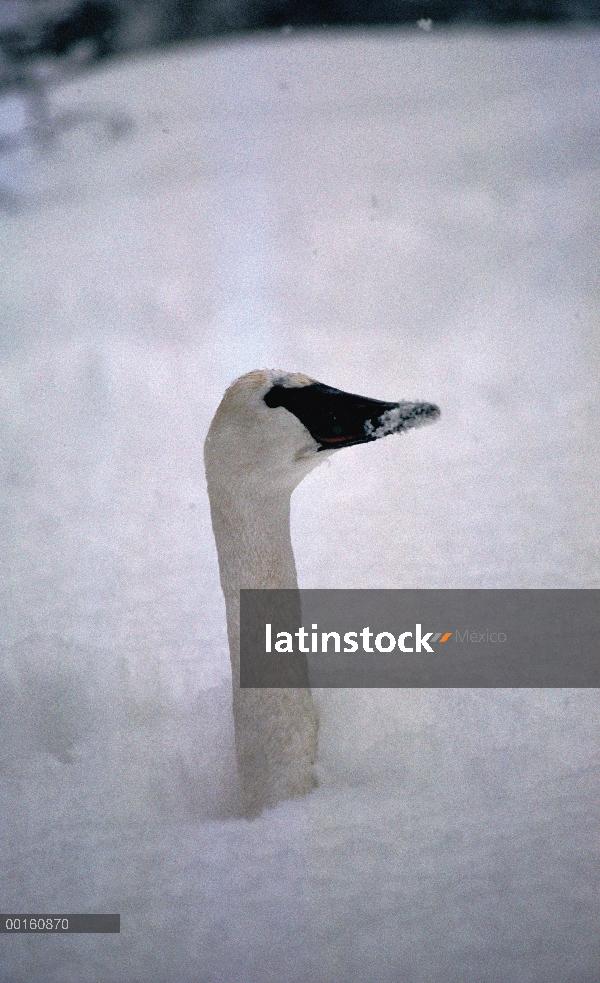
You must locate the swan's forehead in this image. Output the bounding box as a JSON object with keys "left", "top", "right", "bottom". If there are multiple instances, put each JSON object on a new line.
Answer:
{"left": 276, "top": 372, "right": 314, "bottom": 389}
{"left": 227, "top": 369, "right": 314, "bottom": 400}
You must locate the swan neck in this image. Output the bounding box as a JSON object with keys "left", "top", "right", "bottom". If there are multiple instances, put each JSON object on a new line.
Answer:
{"left": 208, "top": 485, "right": 298, "bottom": 596}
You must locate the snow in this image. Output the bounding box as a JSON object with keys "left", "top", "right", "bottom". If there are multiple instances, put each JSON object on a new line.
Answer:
{"left": 1, "top": 25, "right": 599, "bottom": 982}
{"left": 363, "top": 401, "right": 439, "bottom": 438}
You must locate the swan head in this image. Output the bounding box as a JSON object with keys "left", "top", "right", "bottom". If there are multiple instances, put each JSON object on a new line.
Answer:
{"left": 205, "top": 369, "right": 440, "bottom": 495}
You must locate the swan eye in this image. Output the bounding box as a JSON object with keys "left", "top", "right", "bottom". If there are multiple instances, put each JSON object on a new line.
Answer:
{"left": 263, "top": 384, "right": 286, "bottom": 410}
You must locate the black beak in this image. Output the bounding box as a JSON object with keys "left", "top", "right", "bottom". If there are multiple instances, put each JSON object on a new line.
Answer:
{"left": 264, "top": 381, "right": 440, "bottom": 451}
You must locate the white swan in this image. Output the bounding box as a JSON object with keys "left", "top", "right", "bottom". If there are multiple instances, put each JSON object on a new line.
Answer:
{"left": 205, "top": 369, "right": 440, "bottom": 817}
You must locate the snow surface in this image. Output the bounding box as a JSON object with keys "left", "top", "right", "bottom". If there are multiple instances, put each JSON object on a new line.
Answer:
{"left": 1, "top": 25, "right": 599, "bottom": 983}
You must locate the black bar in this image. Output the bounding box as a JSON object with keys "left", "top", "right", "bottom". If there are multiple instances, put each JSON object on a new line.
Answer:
{"left": 240, "top": 589, "right": 600, "bottom": 688}
{"left": 1, "top": 915, "right": 120, "bottom": 933}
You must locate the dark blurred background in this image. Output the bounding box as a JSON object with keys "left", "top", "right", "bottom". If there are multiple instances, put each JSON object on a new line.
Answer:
{"left": 1, "top": 0, "right": 599, "bottom": 88}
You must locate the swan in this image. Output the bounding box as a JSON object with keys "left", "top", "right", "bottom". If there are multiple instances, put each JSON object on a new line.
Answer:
{"left": 204, "top": 369, "right": 440, "bottom": 817}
